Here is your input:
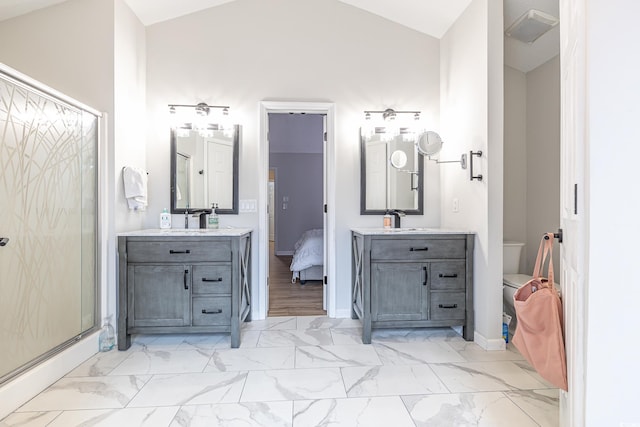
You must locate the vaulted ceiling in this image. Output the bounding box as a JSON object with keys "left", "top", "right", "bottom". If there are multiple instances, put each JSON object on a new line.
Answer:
{"left": 0, "top": 0, "right": 558, "bottom": 72}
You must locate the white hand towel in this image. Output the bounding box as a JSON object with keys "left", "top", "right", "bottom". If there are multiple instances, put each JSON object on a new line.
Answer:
{"left": 122, "top": 166, "right": 148, "bottom": 211}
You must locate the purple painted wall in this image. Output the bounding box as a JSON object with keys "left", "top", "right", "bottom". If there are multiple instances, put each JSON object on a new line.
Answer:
{"left": 269, "top": 114, "right": 323, "bottom": 254}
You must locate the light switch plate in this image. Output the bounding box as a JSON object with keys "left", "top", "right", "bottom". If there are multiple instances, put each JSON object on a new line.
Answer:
{"left": 239, "top": 199, "right": 258, "bottom": 213}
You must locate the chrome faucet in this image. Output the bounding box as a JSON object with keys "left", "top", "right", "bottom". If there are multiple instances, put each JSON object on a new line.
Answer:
{"left": 389, "top": 210, "right": 406, "bottom": 228}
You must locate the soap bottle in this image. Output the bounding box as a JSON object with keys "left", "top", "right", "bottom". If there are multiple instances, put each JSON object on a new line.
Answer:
{"left": 208, "top": 203, "right": 219, "bottom": 229}
{"left": 98, "top": 315, "right": 115, "bottom": 352}
{"left": 160, "top": 208, "right": 171, "bottom": 229}
{"left": 383, "top": 212, "right": 392, "bottom": 229}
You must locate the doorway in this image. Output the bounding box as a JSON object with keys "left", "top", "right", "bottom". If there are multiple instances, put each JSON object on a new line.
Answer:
{"left": 258, "top": 101, "right": 336, "bottom": 320}
{"left": 267, "top": 113, "right": 326, "bottom": 316}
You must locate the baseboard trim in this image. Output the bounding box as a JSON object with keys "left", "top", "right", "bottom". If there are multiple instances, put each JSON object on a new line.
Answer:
{"left": 275, "top": 251, "right": 294, "bottom": 256}
{"left": 0, "top": 332, "right": 99, "bottom": 419}
{"left": 333, "top": 309, "right": 352, "bottom": 319}
{"left": 474, "top": 330, "right": 506, "bottom": 351}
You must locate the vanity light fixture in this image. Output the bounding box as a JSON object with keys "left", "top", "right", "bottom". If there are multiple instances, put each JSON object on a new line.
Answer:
{"left": 363, "top": 108, "right": 421, "bottom": 122}
{"left": 168, "top": 102, "right": 232, "bottom": 136}
{"left": 168, "top": 102, "right": 231, "bottom": 117}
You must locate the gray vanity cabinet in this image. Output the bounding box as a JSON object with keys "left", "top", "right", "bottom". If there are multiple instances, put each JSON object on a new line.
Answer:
{"left": 352, "top": 230, "right": 474, "bottom": 344}
{"left": 118, "top": 231, "right": 251, "bottom": 350}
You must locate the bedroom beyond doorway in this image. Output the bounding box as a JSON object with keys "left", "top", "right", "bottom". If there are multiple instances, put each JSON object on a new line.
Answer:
{"left": 267, "top": 112, "right": 326, "bottom": 316}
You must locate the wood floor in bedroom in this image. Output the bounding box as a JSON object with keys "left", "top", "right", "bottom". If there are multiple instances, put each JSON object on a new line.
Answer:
{"left": 268, "top": 241, "right": 326, "bottom": 317}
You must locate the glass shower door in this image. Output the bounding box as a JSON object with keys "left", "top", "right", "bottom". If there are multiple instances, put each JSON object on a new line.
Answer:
{"left": 0, "top": 70, "right": 98, "bottom": 383}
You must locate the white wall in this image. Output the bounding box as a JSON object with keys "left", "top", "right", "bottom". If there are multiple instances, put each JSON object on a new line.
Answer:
{"left": 583, "top": 0, "right": 640, "bottom": 424}
{"left": 504, "top": 57, "right": 560, "bottom": 276}
{"left": 503, "top": 65, "right": 527, "bottom": 272}
{"left": 143, "top": 0, "right": 442, "bottom": 316}
{"left": 525, "top": 55, "right": 560, "bottom": 274}
{"left": 440, "top": 0, "right": 504, "bottom": 348}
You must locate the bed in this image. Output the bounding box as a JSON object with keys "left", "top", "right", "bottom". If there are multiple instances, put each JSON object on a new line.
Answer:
{"left": 290, "top": 228, "right": 323, "bottom": 284}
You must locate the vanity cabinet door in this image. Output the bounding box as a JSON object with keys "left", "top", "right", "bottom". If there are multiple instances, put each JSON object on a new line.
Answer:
{"left": 371, "top": 262, "right": 428, "bottom": 321}
{"left": 128, "top": 265, "right": 190, "bottom": 328}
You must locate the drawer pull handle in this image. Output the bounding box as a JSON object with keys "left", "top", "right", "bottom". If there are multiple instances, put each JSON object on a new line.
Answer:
{"left": 202, "top": 277, "right": 223, "bottom": 282}
{"left": 439, "top": 273, "right": 458, "bottom": 278}
{"left": 170, "top": 249, "right": 191, "bottom": 254}
{"left": 439, "top": 303, "right": 458, "bottom": 309}
{"left": 422, "top": 266, "right": 427, "bottom": 286}
{"left": 184, "top": 269, "right": 189, "bottom": 290}
{"left": 410, "top": 247, "right": 429, "bottom": 252}
{"left": 201, "top": 309, "right": 223, "bottom": 314}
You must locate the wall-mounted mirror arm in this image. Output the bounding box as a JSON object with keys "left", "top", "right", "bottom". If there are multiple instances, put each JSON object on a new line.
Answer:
{"left": 433, "top": 153, "right": 468, "bottom": 170}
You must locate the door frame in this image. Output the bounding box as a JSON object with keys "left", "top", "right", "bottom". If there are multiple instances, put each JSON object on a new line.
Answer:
{"left": 258, "top": 101, "right": 336, "bottom": 319}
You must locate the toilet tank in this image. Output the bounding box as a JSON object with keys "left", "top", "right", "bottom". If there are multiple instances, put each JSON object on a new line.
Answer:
{"left": 503, "top": 242, "right": 525, "bottom": 274}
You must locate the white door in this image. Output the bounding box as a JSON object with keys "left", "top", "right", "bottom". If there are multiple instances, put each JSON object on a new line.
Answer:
{"left": 559, "top": 0, "right": 586, "bottom": 424}
{"left": 206, "top": 138, "right": 233, "bottom": 209}
{"left": 322, "top": 115, "right": 328, "bottom": 310}
{"left": 365, "top": 141, "right": 388, "bottom": 210}
{"left": 268, "top": 179, "right": 275, "bottom": 241}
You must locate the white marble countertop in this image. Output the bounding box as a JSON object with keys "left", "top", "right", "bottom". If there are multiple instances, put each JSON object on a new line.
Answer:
{"left": 118, "top": 228, "right": 252, "bottom": 237}
{"left": 351, "top": 227, "right": 475, "bottom": 235}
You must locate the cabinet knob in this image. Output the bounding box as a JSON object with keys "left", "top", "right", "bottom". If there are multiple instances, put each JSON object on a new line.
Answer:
{"left": 439, "top": 273, "right": 458, "bottom": 278}
{"left": 0, "top": 237, "right": 9, "bottom": 247}
{"left": 202, "top": 277, "right": 223, "bottom": 282}
{"left": 170, "top": 249, "right": 191, "bottom": 254}
{"left": 183, "top": 269, "right": 189, "bottom": 290}
{"left": 410, "top": 247, "right": 429, "bottom": 252}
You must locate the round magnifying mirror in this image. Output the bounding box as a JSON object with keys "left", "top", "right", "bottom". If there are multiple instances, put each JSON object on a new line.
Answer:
{"left": 416, "top": 131, "right": 443, "bottom": 156}
{"left": 390, "top": 150, "right": 408, "bottom": 169}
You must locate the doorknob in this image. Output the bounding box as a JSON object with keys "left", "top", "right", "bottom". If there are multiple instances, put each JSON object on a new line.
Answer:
{"left": 0, "top": 237, "right": 9, "bottom": 246}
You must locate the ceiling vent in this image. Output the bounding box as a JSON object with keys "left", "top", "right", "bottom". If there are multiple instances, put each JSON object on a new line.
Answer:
{"left": 505, "top": 9, "right": 559, "bottom": 44}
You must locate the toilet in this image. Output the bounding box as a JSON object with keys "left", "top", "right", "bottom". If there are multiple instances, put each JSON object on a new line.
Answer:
{"left": 503, "top": 242, "right": 529, "bottom": 336}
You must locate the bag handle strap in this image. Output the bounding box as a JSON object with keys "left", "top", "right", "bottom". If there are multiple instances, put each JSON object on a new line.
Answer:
{"left": 532, "top": 233, "right": 556, "bottom": 290}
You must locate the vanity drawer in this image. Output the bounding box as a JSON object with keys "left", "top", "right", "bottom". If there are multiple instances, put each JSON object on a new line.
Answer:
{"left": 430, "top": 261, "right": 466, "bottom": 291}
{"left": 127, "top": 240, "right": 231, "bottom": 263}
{"left": 192, "top": 297, "right": 231, "bottom": 326}
{"left": 371, "top": 239, "right": 465, "bottom": 260}
{"left": 430, "top": 292, "right": 466, "bottom": 320}
{"left": 192, "top": 265, "right": 232, "bottom": 295}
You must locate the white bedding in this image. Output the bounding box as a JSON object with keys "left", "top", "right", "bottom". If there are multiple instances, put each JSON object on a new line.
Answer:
{"left": 290, "top": 229, "right": 323, "bottom": 282}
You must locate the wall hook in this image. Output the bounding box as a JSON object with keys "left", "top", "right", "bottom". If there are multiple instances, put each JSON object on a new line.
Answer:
{"left": 469, "top": 151, "right": 483, "bottom": 181}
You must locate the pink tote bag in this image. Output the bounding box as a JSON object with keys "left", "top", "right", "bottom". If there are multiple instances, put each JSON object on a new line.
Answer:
{"left": 512, "top": 233, "right": 568, "bottom": 391}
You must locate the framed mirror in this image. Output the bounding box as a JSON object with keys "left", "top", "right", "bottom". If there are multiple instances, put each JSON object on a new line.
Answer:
{"left": 170, "top": 124, "right": 240, "bottom": 214}
{"left": 360, "top": 127, "right": 424, "bottom": 215}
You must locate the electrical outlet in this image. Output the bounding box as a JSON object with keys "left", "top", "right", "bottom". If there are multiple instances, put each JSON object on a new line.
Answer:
{"left": 452, "top": 198, "right": 459, "bottom": 213}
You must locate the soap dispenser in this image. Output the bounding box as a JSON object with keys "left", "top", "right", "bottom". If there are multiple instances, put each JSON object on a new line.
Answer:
{"left": 208, "top": 203, "right": 219, "bottom": 229}
{"left": 160, "top": 208, "right": 171, "bottom": 229}
{"left": 383, "top": 211, "right": 392, "bottom": 229}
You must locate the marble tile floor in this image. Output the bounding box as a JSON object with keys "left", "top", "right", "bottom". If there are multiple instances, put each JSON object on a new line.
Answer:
{"left": 1, "top": 316, "right": 559, "bottom": 426}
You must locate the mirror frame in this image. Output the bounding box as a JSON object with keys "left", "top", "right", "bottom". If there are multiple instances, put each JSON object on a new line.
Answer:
{"left": 170, "top": 124, "right": 240, "bottom": 214}
{"left": 360, "top": 130, "right": 424, "bottom": 215}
